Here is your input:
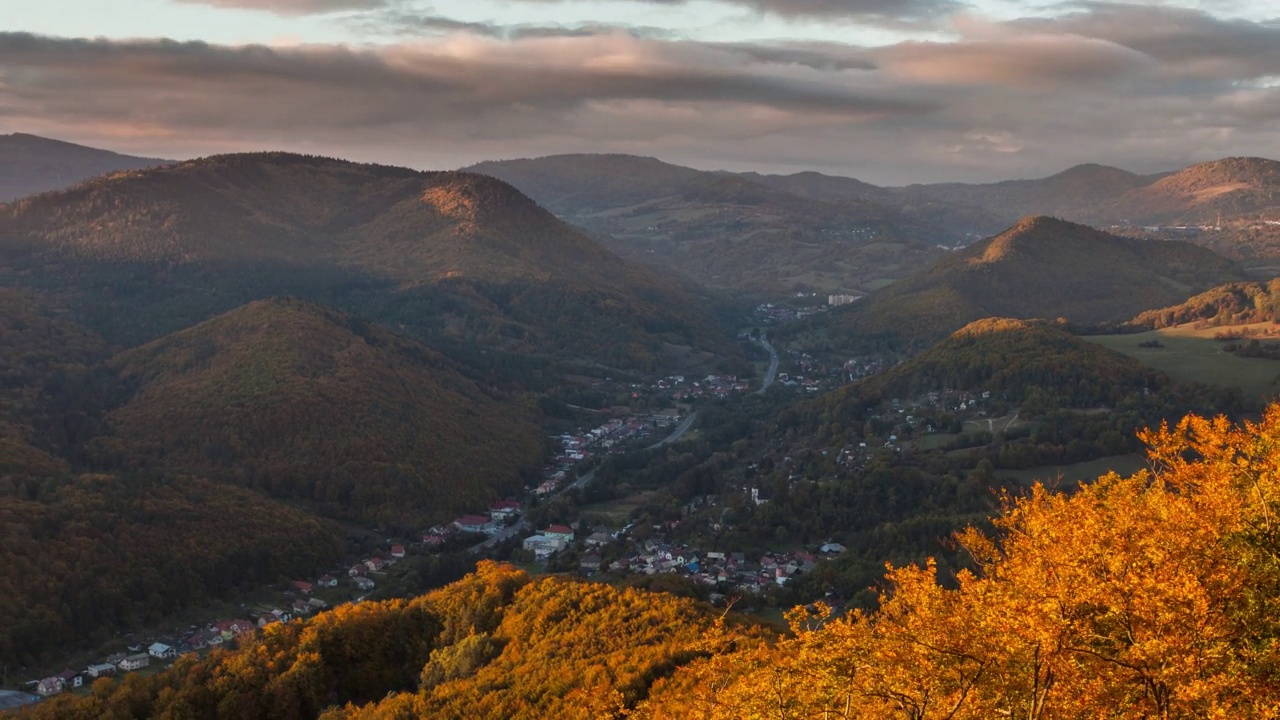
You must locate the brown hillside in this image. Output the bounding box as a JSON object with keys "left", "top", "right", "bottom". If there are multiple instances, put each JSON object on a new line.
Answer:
{"left": 98, "top": 297, "right": 545, "bottom": 527}
{"left": 1093, "top": 157, "right": 1280, "bottom": 225}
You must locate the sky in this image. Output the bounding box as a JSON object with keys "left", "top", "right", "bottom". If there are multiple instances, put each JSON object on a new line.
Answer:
{"left": 2, "top": 0, "right": 1279, "bottom": 183}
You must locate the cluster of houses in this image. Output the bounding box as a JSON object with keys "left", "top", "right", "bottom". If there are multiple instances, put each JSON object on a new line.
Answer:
{"left": 754, "top": 302, "right": 826, "bottom": 325}
{"left": 347, "top": 546, "right": 406, "bottom": 591}
{"left": 521, "top": 524, "right": 579, "bottom": 559}
{"left": 32, "top": 621, "right": 258, "bottom": 698}
{"left": 666, "top": 374, "right": 750, "bottom": 402}
{"left": 611, "top": 542, "right": 830, "bottom": 592}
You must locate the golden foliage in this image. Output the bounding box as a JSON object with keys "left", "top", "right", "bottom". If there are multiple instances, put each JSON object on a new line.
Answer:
{"left": 638, "top": 407, "right": 1280, "bottom": 718}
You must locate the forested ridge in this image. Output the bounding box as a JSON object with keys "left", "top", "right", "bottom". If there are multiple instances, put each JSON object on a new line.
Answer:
{"left": 21, "top": 407, "right": 1280, "bottom": 718}
{"left": 0, "top": 152, "right": 736, "bottom": 371}
{"left": 0, "top": 292, "right": 543, "bottom": 663}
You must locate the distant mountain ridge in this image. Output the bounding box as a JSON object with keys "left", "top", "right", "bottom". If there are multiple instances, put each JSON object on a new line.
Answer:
{"left": 802, "top": 216, "right": 1245, "bottom": 352}
{"left": 0, "top": 152, "right": 732, "bottom": 371}
{"left": 467, "top": 154, "right": 992, "bottom": 295}
{"left": 1089, "top": 157, "right": 1280, "bottom": 225}
{"left": 0, "top": 133, "right": 171, "bottom": 202}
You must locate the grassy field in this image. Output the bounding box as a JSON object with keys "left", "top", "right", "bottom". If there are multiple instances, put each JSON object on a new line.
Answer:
{"left": 581, "top": 491, "right": 659, "bottom": 525}
{"left": 1087, "top": 323, "right": 1280, "bottom": 406}
{"left": 915, "top": 432, "right": 960, "bottom": 450}
{"left": 999, "top": 453, "right": 1147, "bottom": 487}
{"left": 963, "top": 412, "right": 1026, "bottom": 435}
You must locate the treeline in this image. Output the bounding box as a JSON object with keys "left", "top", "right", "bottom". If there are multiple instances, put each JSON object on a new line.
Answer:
{"left": 1129, "top": 279, "right": 1280, "bottom": 329}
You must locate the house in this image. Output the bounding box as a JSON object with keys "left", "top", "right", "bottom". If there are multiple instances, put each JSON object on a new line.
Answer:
{"left": 353, "top": 576, "right": 375, "bottom": 591}
{"left": 148, "top": 642, "right": 175, "bottom": 659}
{"left": 584, "top": 531, "right": 613, "bottom": 547}
{"left": 35, "top": 677, "right": 64, "bottom": 697}
{"left": 86, "top": 663, "right": 117, "bottom": 679}
{"left": 580, "top": 554, "right": 603, "bottom": 572}
{"left": 185, "top": 633, "right": 208, "bottom": 651}
{"left": 522, "top": 535, "right": 566, "bottom": 560}
{"left": 489, "top": 500, "right": 521, "bottom": 521}
{"left": 318, "top": 574, "right": 339, "bottom": 588}
{"left": 543, "top": 524, "right": 575, "bottom": 541}
{"left": 364, "top": 557, "right": 385, "bottom": 572}
{"left": 390, "top": 544, "right": 406, "bottom": 558}
{"left": 292, "top": 599, "right": 312, "bottom": 616}
{"left": 57, "top": 669, "right": 83, "bottom": 689}
{"left": 308, "top": 597, "right": 329, "bottom": 611}
{"left": 820, "top": 543, "right": 847, "bottom": 554}
{"left": 293, "top": 580, "right": 314, "bottom": 594}
{"left": 349, "top": 564, "right": 367, "bottom": 577}
{"left": 118, "top": 654, "right": 151, "bottom": 672}
{"left": 453, "top": 514, "right": 493, "bottom": 534}
{"left": 214, "top": 619, "right": 255, "bottom": 639}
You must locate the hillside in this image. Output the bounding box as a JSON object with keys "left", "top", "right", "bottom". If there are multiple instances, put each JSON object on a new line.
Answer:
{"left": 468, "top": 154, "right": 980, "bottom": 294}
{"left": 1128, "top": 279, "right": 1280, "bottom": 329}
{"left": 96, "top": 297, "right": 546, "bottom": 527}
{"left": 24, "top": 409, "right": 1280, "bottom": 718}
{"left": 906, "top": 163, "right": 1164, "bottom": 225}
{"left": 0, "top": 153, "right": 730, "bottom": 370}
{"left": 805, "top": 216, "right": 1244, "bottom": 352}
{"left": 1, "top": 474, "right": 343, "bottom": 666}
{"left": 1091, "top": 156, "right": 1280, "bottom": 226}
{"left": 21, "top": 561, "right": 756, "bottom": 720}
{"left": 0, "top": 133, "right": 170, "bottom": 203}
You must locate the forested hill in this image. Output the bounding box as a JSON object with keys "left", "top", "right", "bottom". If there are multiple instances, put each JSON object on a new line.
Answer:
{"left": 0, "top": 133, "right": 170, "bottom": 202}
{"left": 1128, "top": 279, "right": 1280, "bottom": 329}
{"left": 0, "top": 152, "right": 734, "bottom": 371}
{"left": 98, "top": 296, "right": 546, "bottom": 527}
{"left": 800, "top": 215, "right": 1243, "bottom": 353}
{"left": 25, "top": 407, "right": 1280, "bottom": 719}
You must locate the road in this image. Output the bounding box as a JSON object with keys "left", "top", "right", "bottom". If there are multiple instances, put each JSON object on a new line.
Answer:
{"left": 646, "top": 411, "right": 699, "bottom": 450}
{"left": 469, "top": 337, "right": 779, "bottom": 554}
{"left": 755, "top": 333, "right": 779, "bottom": 394}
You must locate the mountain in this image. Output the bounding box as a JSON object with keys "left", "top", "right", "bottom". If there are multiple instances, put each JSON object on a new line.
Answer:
{"left": 1090, "top": 157, "right": 1280, "bottom": 226}
{"left": 468, "top": 154, "right": 990, "bottom": 295}
{"left": 805, "top": 216, "right": 1244, "bottom": 352}
{"left": 905, "top": 163, "right": 1165, "bottom": 226}
{"left": 95, "top": 297, "right": 546, "bottom": 527}
{"left": 0, "top": 153, "right": 730, "bottom": 371}
{"left": 0, "top": 133, "right": 170, "bottom": 202}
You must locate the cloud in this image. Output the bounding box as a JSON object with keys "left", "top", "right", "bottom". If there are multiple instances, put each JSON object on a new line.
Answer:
{"left": 175, "top": 0, "right": 388, "bottom": 14}
{"left": 4, "top": 1, "right": 1280, "bottom": 184}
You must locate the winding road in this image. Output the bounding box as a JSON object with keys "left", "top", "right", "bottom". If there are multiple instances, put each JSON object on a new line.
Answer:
{"left": 755, "top": 333, "right": 779, "bottom": 395}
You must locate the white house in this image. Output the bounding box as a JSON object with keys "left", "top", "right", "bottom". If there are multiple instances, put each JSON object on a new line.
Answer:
{"left": 522, "top": 535, "right": 567, "bottom": 560}
{"left": 119, "top": 654, "right": 150, "bottom": 672}
{"left": 86, "top": 663, "right": 117, "bottom": 679}
{"left": 148, "top": 642, "right": 175, "bottom": 659}
{"left": 35, "top": 677, "right": 65, "bottom": 697}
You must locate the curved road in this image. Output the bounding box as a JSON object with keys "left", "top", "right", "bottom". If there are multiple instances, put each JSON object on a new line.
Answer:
{"left": 755, "top": 333, "right": 779, "bottom": 395}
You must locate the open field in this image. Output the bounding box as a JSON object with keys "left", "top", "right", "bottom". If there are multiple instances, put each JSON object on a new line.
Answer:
{"left": 999, "top": 453, "right": 1147, "bottom": 487}
{"left": 582, "top": 491, "right": 660, "bottom": 524}
{"left": 963, "top": 412, "right": 1025, "bottom": 435}
{"left": 1087, "top": 323, "right": 1280, "bottom": 406}
{"left": 915, "top": 432, "right": 960, "bottom": 450}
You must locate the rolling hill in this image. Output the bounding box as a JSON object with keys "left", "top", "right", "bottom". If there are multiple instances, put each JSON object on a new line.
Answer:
{"left": 801, "top": 216, "right": 1244, "bottom": 352}
{"left": 468, "top": 154, "right": 987, "bottom": 295}
{"left": 905, "top": 163, "right": 1165, "bottom": 226}
{"left": 0, "top": 152, "right": 731, "bottom": 371}
{"left": 95, "top": 297, "right": 546, "bottom": 527}
{"left": 0, "top": 133, "right": 170, "bottom": 203}
{"left": 1089, "top": 157, "right": 1280, "bottom": 226}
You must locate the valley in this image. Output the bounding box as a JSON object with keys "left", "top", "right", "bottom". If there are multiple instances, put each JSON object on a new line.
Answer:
{"left": 5, "top": 139, "right": 1280, "bottom": 718}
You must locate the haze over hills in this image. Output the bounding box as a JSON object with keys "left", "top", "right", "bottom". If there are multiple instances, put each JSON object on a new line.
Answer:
{"left": 905, "top": 163, "right": 1168, "bottom": 226}
{"left": 98, "top": 297, "right": 546, "bottom": 527}
{"left": 0, "top": 152, "right": 732, "bottom": 371}
{"left": 468, "top": 154, "right": 990, "bottom": 295}
{"left": 799, "top": 216, "right": 1244, "bottom": 352}
{"left": 0, "top": 133, "right": 171, "bottom": 203}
